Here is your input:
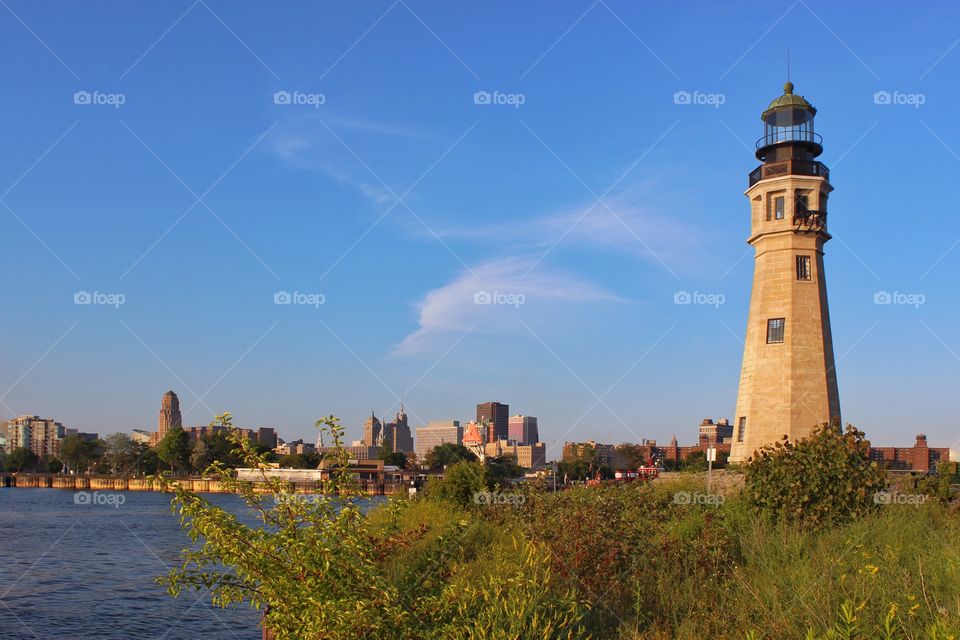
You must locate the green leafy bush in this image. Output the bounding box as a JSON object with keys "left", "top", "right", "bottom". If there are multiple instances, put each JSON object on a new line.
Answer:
{"left": 744, "top": 422, "right": 887, "bottom": 527}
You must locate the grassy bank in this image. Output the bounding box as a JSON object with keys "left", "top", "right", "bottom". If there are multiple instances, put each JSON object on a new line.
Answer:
{"left": 389, "top": 476, "right": 959, "bottom": 639}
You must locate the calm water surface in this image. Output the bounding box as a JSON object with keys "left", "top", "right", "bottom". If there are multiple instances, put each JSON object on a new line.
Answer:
{"left": 0, "top": 488, "right": 383, "bottom": 639}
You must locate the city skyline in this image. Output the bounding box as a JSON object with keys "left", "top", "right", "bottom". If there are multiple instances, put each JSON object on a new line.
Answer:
{"left": 3, "top": 2, "right": 960, "bottom": 460}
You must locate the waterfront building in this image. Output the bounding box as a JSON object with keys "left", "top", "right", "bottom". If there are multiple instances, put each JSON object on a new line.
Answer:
{"left": 730, "top": 82, "right": 841, "bottom": 462}
{"left": 6, "top": 415, "right": 66, "bottom": 458}
{"left": 415, "top": 420, "right": 462, "bottom": 462}
{"left": 477, "top": 401, "right": 509, "bottom": 444}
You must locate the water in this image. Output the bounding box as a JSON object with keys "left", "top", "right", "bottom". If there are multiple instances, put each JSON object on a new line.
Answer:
{"left": 0, "top": 488, "right": 384, "bottom": 639}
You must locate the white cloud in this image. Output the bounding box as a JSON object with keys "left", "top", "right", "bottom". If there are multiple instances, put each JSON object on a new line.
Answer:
{"left": 430, "top": 188, "right": 707, "bottom": 277}
{"left": 393, "top": 257, "right": 623, "bottom": 356}
{"left": 268, "top": 114, "right": 425, "bottom": 205}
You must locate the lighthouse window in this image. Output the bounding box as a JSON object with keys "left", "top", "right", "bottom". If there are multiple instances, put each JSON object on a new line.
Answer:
{"left": 796, "top": 255, "right": 812, "bottom": 280}
{"left": 766, "top": 318, "right": 785, "bottom": 344}
{"left": 774, "top": 196, "right": 785, "bottom": 220}
{"left": 737, "top": 417, "right": 746, "bottom": 442}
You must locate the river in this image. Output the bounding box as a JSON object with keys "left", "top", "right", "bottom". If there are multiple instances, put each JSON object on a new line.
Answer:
{"left": 0, "top": 488, "right": 384, "bottom": 639}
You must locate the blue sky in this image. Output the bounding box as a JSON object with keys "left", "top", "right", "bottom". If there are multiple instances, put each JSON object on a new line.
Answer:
{"left": 1, "top": 1, "right": 959, "bottom": 459}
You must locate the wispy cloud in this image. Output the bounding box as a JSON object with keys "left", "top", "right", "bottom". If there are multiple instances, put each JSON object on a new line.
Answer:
{"left": 431, "top": 187, "right": 707, "bottom": 275}
{"left": 267, "top": 113, "right": 426, "bottom": 204}
{"left": 393, "top": 257, "right": 623, "bottom": 356}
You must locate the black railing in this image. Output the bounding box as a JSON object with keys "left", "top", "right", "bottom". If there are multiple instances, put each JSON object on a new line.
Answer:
{"left": 748, "top": 160, "right": 829, "bottom": 187}
{"left": 756, "top": 130, "right": 822, "bottom": 149}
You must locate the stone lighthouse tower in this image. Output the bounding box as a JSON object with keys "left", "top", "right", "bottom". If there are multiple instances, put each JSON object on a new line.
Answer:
{"left": 728, "top": 82, "right": 841, "bottom": 463}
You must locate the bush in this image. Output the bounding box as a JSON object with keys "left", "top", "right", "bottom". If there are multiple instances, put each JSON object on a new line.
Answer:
{"left": 426, "top": 461, "right": 487, "bottom": 508}
{"left": 744, "top": 422, "right": 886, "bottom": 527}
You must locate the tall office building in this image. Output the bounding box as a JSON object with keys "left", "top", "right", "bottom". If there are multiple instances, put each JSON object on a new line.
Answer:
{"left": 415, "top": 420, "right": 462, "bottom": 462}
{"left": 508, "top": 415, "right": 538, "bottom": 445}
{"left": 158, "top": 390, "right": 182, "bottom": 438}
{"left": 363, "top": 412, "right": 382, "bottom": 447}
{"left": 386, "top": 407, "right": 414, "bottom": 454}
{"left": 477, "top": 401, "right": 509, "bottom": 444}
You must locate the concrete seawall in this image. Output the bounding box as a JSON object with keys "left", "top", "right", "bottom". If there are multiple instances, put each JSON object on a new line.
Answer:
{"left": 0, "top": 473, "right": 403, "bottom": 495}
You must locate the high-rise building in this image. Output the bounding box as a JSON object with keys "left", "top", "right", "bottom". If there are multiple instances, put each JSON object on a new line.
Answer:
{"left": 477, "top": 401, "right": 509, "bottom": 444}
{"left": 7, "top": 415, "right": 66, "bottom": 458}
{"left": 508, "top": 415, "right": 538, "bottom": 445}
{"left": 415, "top": 420, "right": 462, "bottom": 462}
{"left": 385, "top": 407, "right": 414, "bottom": 454}
{"left": 363, "top": 412, "right": 382, "bottom": 447}
{"left": 158, "top": 390, "right": 182, "bottom": 439}
{"left": 729, "top": 82, "right": 841, "bottom": 463}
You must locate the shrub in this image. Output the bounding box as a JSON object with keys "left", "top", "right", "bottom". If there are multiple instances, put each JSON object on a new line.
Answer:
{"left": 744, "top": 422, "right": 886, "bottom": 527}
{"left": 426, "top": 461, "right": 487, "bottom": 508}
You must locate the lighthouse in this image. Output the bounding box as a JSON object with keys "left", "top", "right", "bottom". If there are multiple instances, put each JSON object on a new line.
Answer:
{"left": 728, "top": 81, "right": 841, "bottom": 463}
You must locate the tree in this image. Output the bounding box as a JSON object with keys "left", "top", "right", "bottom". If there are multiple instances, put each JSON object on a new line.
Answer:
{"left": 423, "top": 443, "right": 477, "bottom": 470}
{"left": 154, "top": 414, "right": 588, "bottom": 640}
{"left": 485, "top": 455, "right": 524, "bottom": 488}
{"left": 278, "top": 453, "right": 311, "bottom": 469}
{"left": 615, "top": 443, "right": 647, "bottom": 468}
{"left": 7, "top": 447, "right": 38, "bottom": 472}
{"left": 189, "top": 439, "right": 210, "bottom": 473}
{"left": 103, "top": 433, "right": 138, "bottom": 475}
{"left": 426, "top": 460, "right": 487, "bottom": 507}
{"left": 203, "top": 429, "right": 244, "bottom": 468}
{"left": 60, "top": 435, "right": 100, "bottom": 473}
{"left": 134, "top": 443, "right": 160, "bottom": 475}
{"left": 379, "top": 443, "right": 408, "bottom": 468}
{"left": 156, "top": 426, "right": 189, "bottom": 472}
{"left": 744, "top": 421, "right": 887, "bottom": 527}
{"left": 46, "top": 458, "right": 64, "bottom": 473}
